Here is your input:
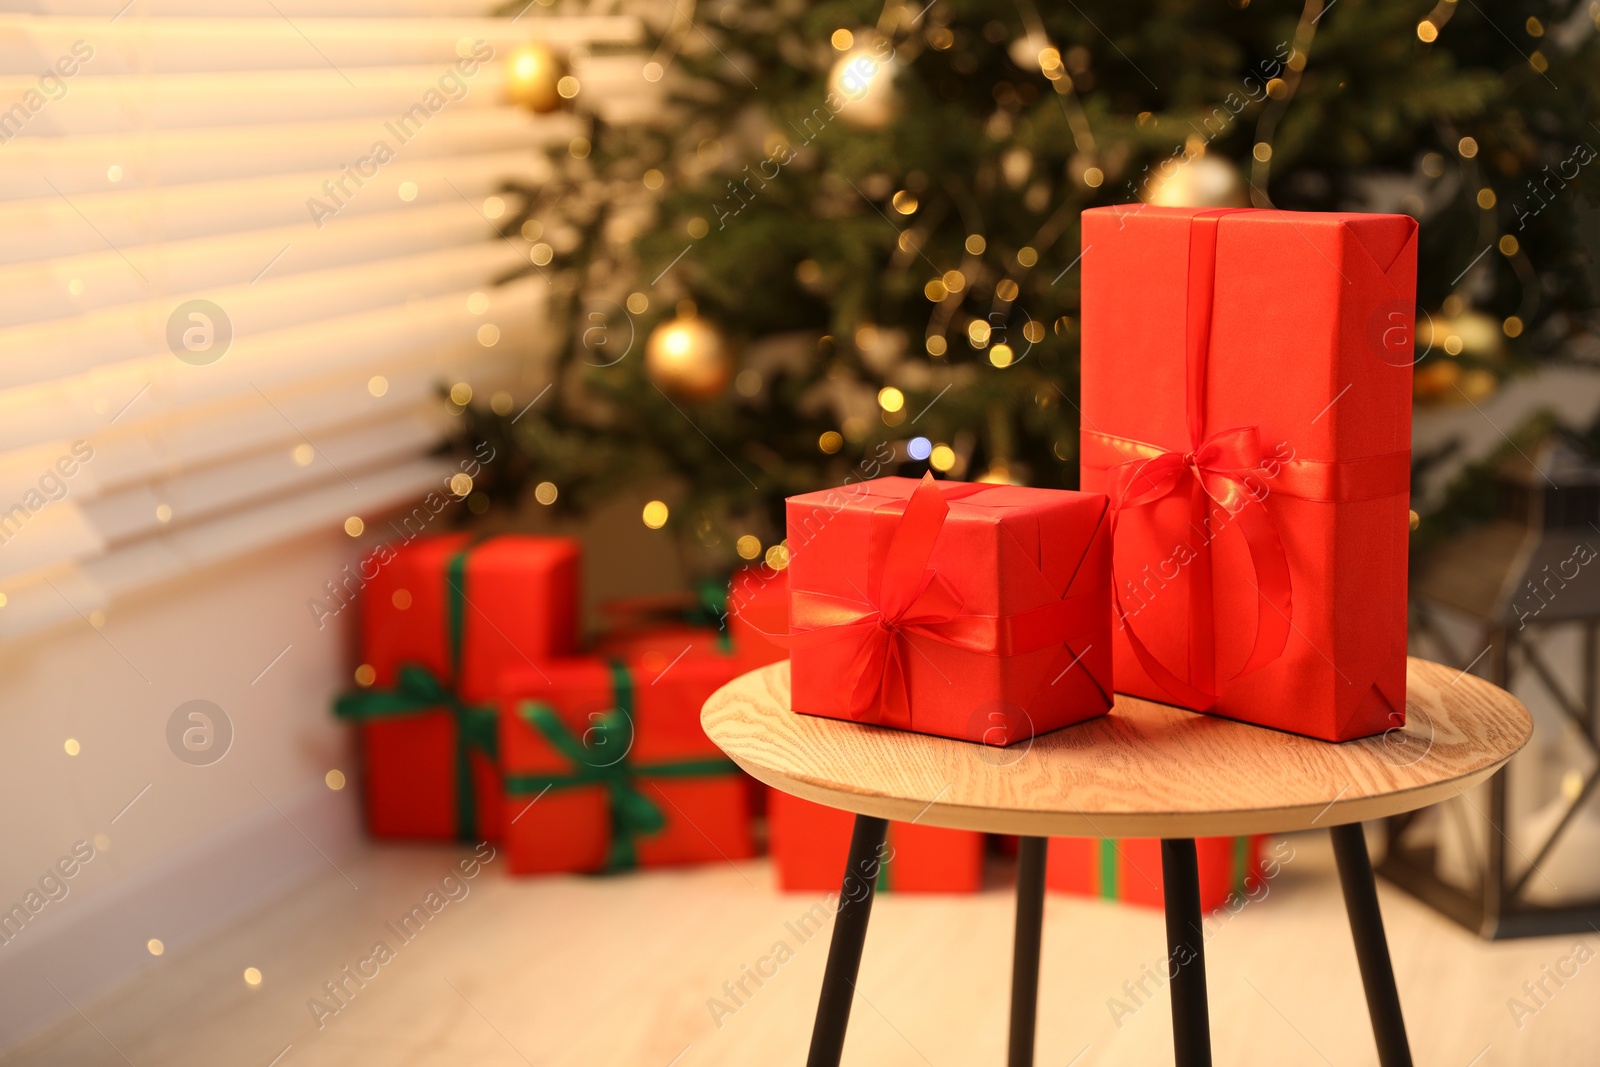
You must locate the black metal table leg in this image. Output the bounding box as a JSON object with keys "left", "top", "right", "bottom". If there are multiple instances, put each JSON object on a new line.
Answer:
{"left": 1330, "top": 822, "right": 1413, "bottom": 1067}
{"left": 1008, "top": 837, "right": 1048, "bottom": 1067}
{"left": 806, "top": 814, "right": 889, "bottom": 1067}
{"left": 1161, "top": 838, "right": 1212, "bottom": 1067}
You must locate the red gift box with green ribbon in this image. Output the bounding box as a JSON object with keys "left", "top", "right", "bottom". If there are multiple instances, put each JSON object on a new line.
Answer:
{"left": 498, "top": 653, "right": 754, "bottom": 874}
{"left": 1046, "top": 836, "right": 1264, "bottom": 912}
{"left": 768, "top": 791, "right": 983, "bottom": 893}
{"left": 335, "top": 534, "right": 579, "bottom": 841}
{"left": 726, "top": 564, "right": 790, "bottom": 670}
{"left": 783, "top": 473, "right": 1113, "bottom": 744}
{"left": 592, "top": 578, "right": 738, "bottom": 662}
{"left": 1080, "top": 206, "right": 1415, "bottom": 740}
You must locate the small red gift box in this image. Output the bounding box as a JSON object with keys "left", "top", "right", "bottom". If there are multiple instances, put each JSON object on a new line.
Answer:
{"left": 769, "top": 791, "right": 983, "bottom": 893}
{"left": 337, "top": 534, "right": 579, "bottom": 841}
{"left": 497, "top": 652, "right": 755, "bottom": 874}
{"left": 1046, "top": 836, "right": 1264, "bottom": 912}
{"left": 1080, "top": 206, "right": 1415, "bottom": 740}
{"left": 784, "top": 473, "right": 1112, "bottom": 743}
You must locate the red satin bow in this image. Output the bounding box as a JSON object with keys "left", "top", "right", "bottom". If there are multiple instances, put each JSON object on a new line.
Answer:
{"left": 779, "top": 473, "right": 1103, "bottom": 728}
{"left": 1105, "top": 425, "right": 1291, "bottom": 708}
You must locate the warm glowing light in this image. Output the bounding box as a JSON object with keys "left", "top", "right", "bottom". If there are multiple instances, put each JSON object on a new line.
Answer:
{"left": 64, "top": 739, "right": 80, "bottom": 756}
{"left": 535, "top": 481, "right": 558, "bottom": 505}
{"left": 354, "top": 664, "right": 376, "bottom": 687}
{"left": 877, "top": 387, "right": 905, "bottom": 413}
{"left": 344, "top": 516, "right": 364, "bottom": 537}
{"left": 449, "top": 473, "right": 473, "bottom": 497}
{"left": 642, "top": 500, "right": 670, "bottom": 529}
{"left": 450, "top": 382, "right": 473, "bottom": 405}
{"left": 736, "top": 535, "right": 762, "bottom": 560}
{"left": 818, "top": 430, "right": 843, "bottom": 453}
{"left": 368, "top": 375, "right": 388, "bottom": 397}
{"left": 929, "top": 445, "right": 956, "bottom": 472}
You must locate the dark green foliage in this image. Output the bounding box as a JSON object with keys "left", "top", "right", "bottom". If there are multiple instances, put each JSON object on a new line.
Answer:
{"left": 475, "top": 0, "right": 1600, "bottom": 574}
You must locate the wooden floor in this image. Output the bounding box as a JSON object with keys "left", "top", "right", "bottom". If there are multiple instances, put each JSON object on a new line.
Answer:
{"left": 10, "top": 832, "right": 1596, "bottom": 1066}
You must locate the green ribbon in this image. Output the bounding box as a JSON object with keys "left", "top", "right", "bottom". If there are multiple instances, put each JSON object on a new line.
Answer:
{"left": 1098, "top": 838, "right": 1119, "bottom": 900}
{"left": 334, "top": 541, "right": 496, "bottom": 841}
{"left": 502, "top": 660, "right": 740, "bottom": 871}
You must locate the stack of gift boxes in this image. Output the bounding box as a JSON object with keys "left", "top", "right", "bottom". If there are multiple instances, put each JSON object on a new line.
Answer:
{"left": 333, "top": 204, "right": 1416, "bottom": 910}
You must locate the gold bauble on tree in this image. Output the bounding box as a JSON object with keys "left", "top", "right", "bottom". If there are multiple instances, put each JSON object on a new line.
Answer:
{"left": 505, "top": 42, "right": 567, "bottom": 114}
{"left": 645, "top": 307, "right": 733, "bottom": 399}
{"left": 827, "top": 33, "right": 898, "bottom": 130}
{"left": 1147, "top": 154, "right": 1249, "bottom": 208}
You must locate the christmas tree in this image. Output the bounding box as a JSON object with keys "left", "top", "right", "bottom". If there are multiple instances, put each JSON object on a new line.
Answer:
{"left": 470, "top": 0, "right": 1600, "bottom": 575}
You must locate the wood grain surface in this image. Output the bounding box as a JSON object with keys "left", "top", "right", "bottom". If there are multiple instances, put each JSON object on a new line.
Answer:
{"left": 701, "top": 658, "right": 1532, "bottom": 837}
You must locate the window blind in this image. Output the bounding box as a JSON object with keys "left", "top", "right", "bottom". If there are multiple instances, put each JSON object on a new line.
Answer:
{"left": 0, "top": 2, "right": 647, "bottom": 639}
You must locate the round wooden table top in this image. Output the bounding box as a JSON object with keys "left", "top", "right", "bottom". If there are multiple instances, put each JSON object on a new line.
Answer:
{"left": 700, "top": 658, "right": 1532, "bottom": 838}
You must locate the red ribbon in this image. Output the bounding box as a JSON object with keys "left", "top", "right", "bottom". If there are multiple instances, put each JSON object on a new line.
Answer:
{"left": 1083, "top": 209, "right": 1409, "bottom": 707}
{"left": 775, "top": 473, "right": 1106, "bottom": 728}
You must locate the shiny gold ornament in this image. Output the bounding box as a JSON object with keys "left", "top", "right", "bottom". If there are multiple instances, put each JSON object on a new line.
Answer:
{"left": 1147, "top": 154, "right": 1249, "bottom": 208}
{"left": 1422, "top": 309, "right": 1506, "bottom": 362}
{"left": 828, "top": 34, "right": 897, "bottom": 130}
{"left": 645, "top": 312, "right": 733, "bottom": 399}
{"left": 505, "top": 43, "right": 567, "bottom": 114}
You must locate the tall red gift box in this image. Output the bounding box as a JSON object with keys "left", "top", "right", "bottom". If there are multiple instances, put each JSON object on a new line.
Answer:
{"left": 497, "top": 652, "right": 755, "bottom": 874}
{"left": 785, "top": 473, "right": 1112, "bottom": 743}
{"left": 1046, "top": 836, "right": 1263, "bottom": 912}
{"left": 1079, "top": 206, "right": 1416, "bottom": 740}
{"left": 769, "top": 791, "right": 983, "bottom": 893}
{"left": 337, "top": 534, "right": 579, "bottom": 841}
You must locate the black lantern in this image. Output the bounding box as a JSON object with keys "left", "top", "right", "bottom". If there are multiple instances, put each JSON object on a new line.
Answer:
{"left": 1385, "top": 427, "right": 1600, "bottom": 938}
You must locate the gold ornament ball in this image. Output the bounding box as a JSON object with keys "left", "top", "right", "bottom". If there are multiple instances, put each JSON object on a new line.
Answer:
{"left": 1147, "top": 154, "right": 1249, "bottom": 208}
{"left": 505, "top": 43, "right": 566, "bottom": 114}
{"left": 646, "top": 314, "right": 733, "bottom": 399}
{"left": 828, "top": 35, "right": 897, "bottom": 130}
{"left": 1423, "top": 309, "right": 1506, "bottom": 362}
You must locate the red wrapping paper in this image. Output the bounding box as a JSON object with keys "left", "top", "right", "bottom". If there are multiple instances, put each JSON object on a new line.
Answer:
{"left": 497, "top": 651, "right": 755, "bottom": 875}
{"left": 1080, "top": 206, "right": 1415, "bottom": 740}
{"left": 768, "top": 791, "right": 983, "bottom": 893}
{"left": 1046, "top": 836, "right": 1264, "bottom": 912}
{"left": 356, "top": 534, "right": 579, "bottom": 840}
{"left": 785, "top": 475, "right": 1113, "bottom": 743}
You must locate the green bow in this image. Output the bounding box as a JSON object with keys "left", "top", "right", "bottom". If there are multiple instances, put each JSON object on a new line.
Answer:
{"left": 334, "top": 541, "right": 497, "bottom": 841}
{"left": 503, "top": 660, "right": 739, "bottom": 871}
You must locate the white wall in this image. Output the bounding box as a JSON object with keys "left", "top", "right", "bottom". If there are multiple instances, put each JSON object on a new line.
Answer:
{"left": 0, "top": 528, "right": 364, "bottom": 1047}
